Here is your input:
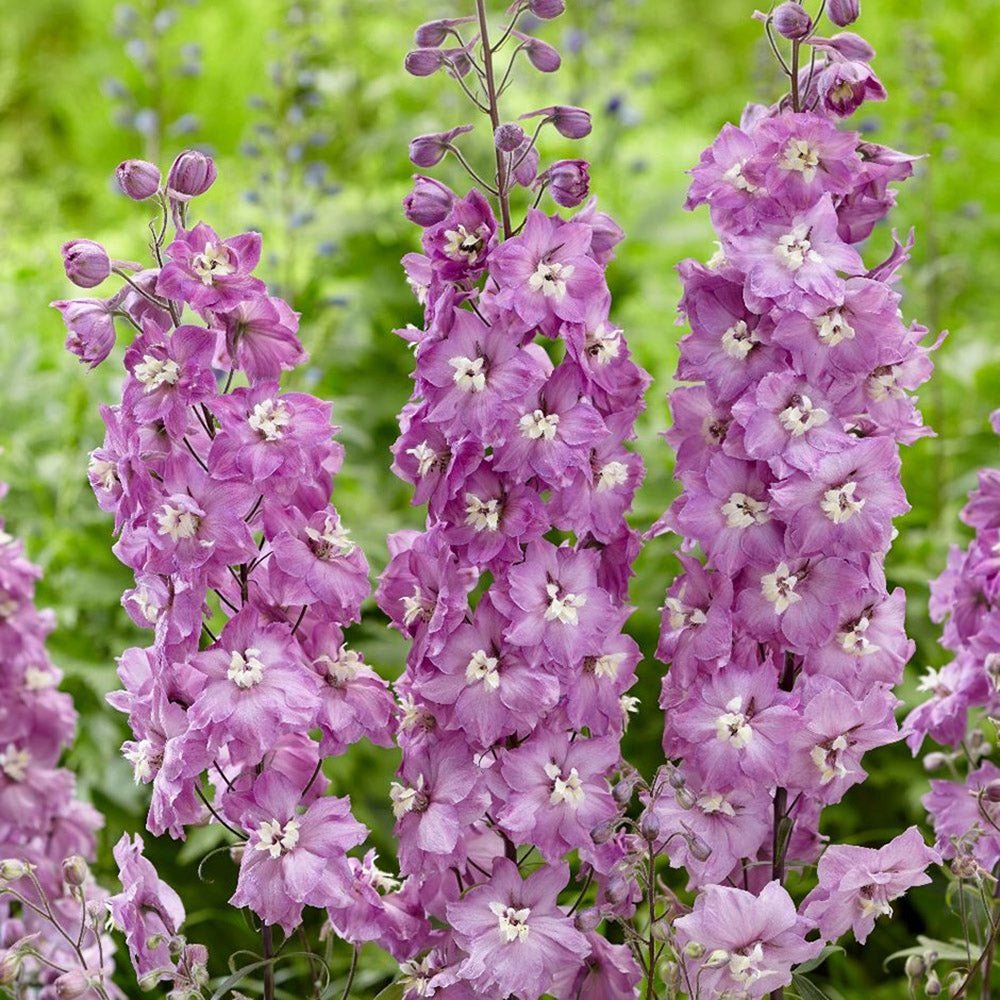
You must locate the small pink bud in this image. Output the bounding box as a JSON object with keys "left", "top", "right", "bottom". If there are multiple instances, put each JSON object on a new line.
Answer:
{"left": 414, "top": 16, "right": 475, "bottom": 47}
{"left": 0, "top": 953, "right": 20, "bottom": 986}
{"left": 574, "top": 907, "right": 601, "bottom": 933}
{"left": 984, "top": 780, "right": 1000, "bottom": 803}
{"left": 605, "top": 875, "right": 630, "bottom": 904}
{"left": 685, "top": 832, "right": 712, "bottom": 862}
{"left": 639, "top": 810, "right": 661, "bottom": 842}
{"left": 166, "top": 149, "right": 217, "bottom": 201}
{"left": 812, "top": 30, "right": 874, "bottom": 61}
{"left": 520, "top": 105, "right": 592, "bottom": 139}
{"left": 514, "top": 31, "right": 561, "bottom": 73}
{"left": 495, "top": 122, "right": 528, "bottom": 152}
{"left": 546, "top": 158, "right": 590, "bottom": 208}
{"left": 529, "top": 0, "right": 565, "bottom": 17}
{"left": 61, "top": 240, "right": 111, "bottom": 288}
{"left": 828, "top": 0, "right": 860, "bottom": 26}
{"left": 404, "top": 48, "right": 446, "bottom": 77}
{"left": 55, "top": 971, "right": 95, "bottom": 1000}
{"left": 590, "top": 818, "right": 618, "bottom": 844}
{"left": 408, "top": 125, "right": 474, "bottom": 168}
{"left": 403, "top": 175, "right": 456, "bottom": 227}
{"left": 512, "top": 141, "right": 540, "bottom": 187}
{"left": 773, "top": 2, "right": 812, "bottom": 40}
{"left": 61, "top": 855, "right": 89, "bottom": 887}
{"left": 115, "top": 159, "right": 161, "bottom": 200}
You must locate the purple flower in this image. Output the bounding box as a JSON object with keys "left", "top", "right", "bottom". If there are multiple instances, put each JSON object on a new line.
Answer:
{"left": 166, "top": 149, "right": 217, "bottom": 201}
{"left": 405, "top": 174, "right": 457, "bottom": 227}
{"left": 230, "top": 771, "right": 366, "bottom": 933}
{"left": 801, "top": 827, "right": 939, "bottom": 944}
{"left": 116, "top": 159, "right": 161, "bottom": 200}
{"left": 445, "top": 858, "right": 591, "bottom": 999}
{"left": 409, "top": 124, "right": 474, "bottom": 168}
{"left": 61, "top": 239, "right": 111, "bottom": 288}
{"left": 924, "top": 762, "right": 1000, "bottom": 874}
{"left": 545, "top": 159, "right": 591, "bottom": 208}
{"left": 817, "top": 59, "right": 887, "bottom": 118}
{"left": 423, "top": 190, "right": 497, "bottom": 282}
{"left": 51, "top": 298, "right": 117, "bottom": 368}
{"left": 215, "top": 294, "right": 307, "bottom": 381}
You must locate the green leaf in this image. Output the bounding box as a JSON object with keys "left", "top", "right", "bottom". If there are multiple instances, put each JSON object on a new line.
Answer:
{"left": 793, "top": 945, "right": 845, "bottom": 975}
{"left": 369, "top": 984, "right": 406, "bottom": 1000}
{"left": 208, "top": 959, "right": 270, "bottom": 1000}
{"left": 884, "top": 935, "right": 976, "bottom": 970}
{"left": 791, "top": 974, "right": 836, "bottom": 1000}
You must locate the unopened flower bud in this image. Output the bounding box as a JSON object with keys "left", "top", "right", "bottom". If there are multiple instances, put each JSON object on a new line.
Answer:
{"left": 512, "top": 141, "right": 540, "bottom": 186}
{"left": 166, "top": 149, "right": 217, "bottom": 201}
{"left": 604, "top": 875, "right": 630, "bottom": 904}
{"left": 404, "top": 48, "right": 446, "bottom": 77}
{"left": 827, "top": 0, "right": 860, "bottom": 26}
{"left": 495, "top": 122, "right": 528, "bottom": 153}
{"left": 529, "top": 0, "right": 565, "bottom": 17}
{"left": 55, "top": 971, "right": 95, "bottom": 1000}
{"left": 639, "top": 810, "right": 661, "bottom": 843}
{"left": 515, "top": 31, "right": 561, "bottom": 73}
{"left": 904, "top": 954, "right": 926, "bottom": 980}
{"left": 0, "top": 859, "right": 34, "bottom": 881}
{"left": 0, "top": 952, "right": 20, "bottom": 986}
{"left": 116, "top": 159, "right": 161, "bottom": 200}
{"left": 704, "top": 948, "right": 730, "bottom": 968}
{"left": 546, "top": 159, "right": 590, "bottom": 207}
{"left": 403, "top": 175, "right": 455, "bottom": 227}
{"left": 812, "top": 31, "right": 875, "bottom": 61}
{"left": 591, "top": 818, "right": 618, "bottom": 845}
{"left": 951, "top": 853, "right": 979, "bottom": 879}
{"left": 61, "top": 240, "right": 111, "bottom": 288}
{"left": 574, "top": 907, "right": 601, "bottom": 933}
{"left": 612, "top": 776, "right": 636, "bottom": 806}
{"left": 521, "top": 105, "right": 592, "bottom": 139}
{"left": 924, "top": 969, "right": 942, "bottom": 996}
{"left": 945, "top": 971, "right": 965, "bottom": 998}
{"left": 923, "top": 752, "right": 947, "bottom": 771}
{"left": 62, "top": 855, "right": 89, "bottom": 887}
{"left": 773, "top": 2, "right": 812, "bottom": 39}
{"left": 414, "top": 16, "right": 474, "bottom": 46}
{"left": 685, "top": 832, "right": 712, "bottom": 862}
{"left": 674, "top": 785, "right": 697, "bottom": 810}
{"left": 985, "top": 780, "right": 1000, "bottom": 803}
{"left": 409, "top": 125, "right": 473, "bottom": 168}
{"left": 683, "top": 941, "right": 705, "bottom": 958}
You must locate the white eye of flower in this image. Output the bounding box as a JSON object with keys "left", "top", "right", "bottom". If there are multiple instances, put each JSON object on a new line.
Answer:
{"left": 811, "top": 735, "right": 850, "bottom": 784}
{"left": 449, "top": 355, "right": 487, "bottom": 393}
{"left": 519, "top": 409, "right": 560, "bottom": 441}
{"left": 721, "top": 491, "right": 770, "bottom": 529}
{"left": 489, "top": 901, "right": 532, "bottom": 943}
{"left": 706, "top": 241, "right": 727, "bottom": 270}
{"left": 696, "top": 792, "right": 736, "bottom": 817}
{"left": 130, "top": 587, "right": 161, "bottom": 624}
{"left": 715, "top": 696, "right": 753, "bottom": 749}
{"left": 544, "top": 582, "right": 586, "bottom": 625}
{"left": 720, "top": 319, "right": 759, "bottom": 360}
{"left": 155, "top": 503, "right": 200, "bottom": 541}
{"left": 227, "top": 647, "right": 266, "bottom": 689}
{"left": 821, "top": 481, "right": 866, "bottom": 524}
{"left": 917, "top": 667, "right": 952, "bottom": 699}
{"left": 837, "top": 615, "right": 881, "bottom": 656}
{"left": 814, "top": 308, "right": 856, "bottom": 346}
{"left": 406, "top": 441, "right": 440, "bottom": 477}
{"left": 780, "top": 138, "right": 821, "bottom": 183}
{"left": 399, "top": 956, "right": 436, "bottom": 994}
{"left": 255, "top": 817, "right": 301, "bottom": 858}
{"left": 191, "top": 242, "right": 236, "bottom": 285}
{"left": 465, "top": 493, "right": 502, "bottom": 532}
{"left": 248, "top": 398, "right": 292, "bottom": 441}
{"left": 528, "top": 260, "right": 574, "bottom": 300}
{"left": 663, "top": 597, "right": 707, "bottom": 630}
{"left": 124, "top": 739, "right": 158, "bottom": 784}
{"left": 0, "top": 744, "right": 30, "bottom": 782}
{"left": 866, "top": 365, "right": 904, "bottom": 401}
{"left": 24, "top": 666, "right": 57, "bottom": 691}
{"left": 585, "top": 323, "right": 621, "bottom": 363}
{"left": 305, "top": 516, "right": 355, "bottom": 560}
{"left": 597, "top": 461, "right": 629, "bottom": 492}
{"left": 88, "top": 456, "right": 118, "bottom": 492}
{"left": 858, "top": 884, "right": 894, "bottom": 920}
{"left": 133, "top": 355, "right": 181, "bottom": 392}
{"left": 761, "top": 562, "right": 803, "bottom": 615}
{"left": 778, "top": 393, "right": 830, "bottom": 437}
{"left": 543, "top": 761, "right": 586, "bottom": 807}
{"left": 774, "top": 224, "right": 821, "bottom": 272}
{"left": 591, "top": 652, "right": 625, "bottom": 680}
{"left": 465, "top": 649, "right": 500, "bottom": 691}
{"left": 389, "top": 774, "right": 425, "bottom": 819}
{"left": 722, "top": 160, "right": 758, "bottom": 193}
{"left": 401, "top": 587, "right": 434, "bottom": 627}
{"left": 728, "top": 942, "right": 767, "bottom": 985}
{"left": 316, "top": 645, "right": 363, "bottom": 685}
{"left": 443, "top": 223, "right": 488, "bottom": 261}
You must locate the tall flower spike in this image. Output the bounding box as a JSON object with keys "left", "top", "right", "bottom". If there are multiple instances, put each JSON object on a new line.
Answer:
{"left": 652, "top": 3, "right": 941, "bottom": 997}
{"left": 381, "top": 2, "right": 649, "bottom": 997}
{"left": 54, "top": 155, "right": 405, "bottom": 997}
{"left": 0, "top": 484, "right": 118, "bottom": 996}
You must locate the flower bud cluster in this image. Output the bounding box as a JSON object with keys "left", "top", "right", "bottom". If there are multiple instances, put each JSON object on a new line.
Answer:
{"left": 0, "top": 485, "right": 117, "bottom": 994}
{"left": 55, "top": 151, "right": 410, "bottom": 986}
{"left": 379, "top": 3, "right": 650, "bottom": 997}
{"left": 653, "top": 4, "right": 940, "bottom": 993}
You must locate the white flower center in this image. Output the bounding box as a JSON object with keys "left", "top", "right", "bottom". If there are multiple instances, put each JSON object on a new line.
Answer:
{"left": 585, "top": 323, "right": 621, "bottom": 363}
{"left": 663, "top": 597, "right": 707, "bottom": 630}
{"left": 728, "top": 942, "right": 768, "bottom": 985}
{"left": 255, "top": 817, "right": 301, "bottom": 859}
{"left": 597, "top": 460, "right": 629, "bottom": 492}
{"left": 867, "top": 366, "right": 904, "bottom": 401}
{"left": 465, "top": 493, "right": 501, "bottom": 532}
{"left": 519, "top": 409, "right": 560, "bottom": 441}
{"left": 859, "top": 885, "right": 894, "bottom": 920}
{"left": 544, "top": 582, "right": 586, "bottom": 625}
{"left": 591, "top": 652, "right": 625, "bottom": 680}
{"left": 544, "top": 762, "right": 586, "bottom": 807}
{"left": 811, "top": 735, "right": 850, "bottom": 784}
{"left": 88, "top": 456, "right": 117, "bottom": 492}
{"left": 465, "top": 649, "right": 500, "bottom": 691}
{"left": 406, "top": 441, "right": 440, "bottom": 477}
{"left": 449, "top": 355, "right": 487, "bottom": 393}
{"left": 124, "top": 739, "right": 157, "bottom": 783}
{"left": 528, "top": 260, "right": 574, "bottom": 300}
{"left": 721, "top": 319, "right": 758, "bottom": 360}
{"left": 820, "top": 481, "right": 865, "bottom": 524}
{"left": 489, "top": 901, "right": 531, "bottom": 943}
{"left": 191, "top": 242, "right": 236, "bottom": 285}
{"left": 227, "top": 647, "right": 266, "bottom": 689}
{"left": 443, "top": 223, "right": 488, "bottom": 261}
{"left": 715, "top": 696, "right": 753, "bottom": 749}
{"left": 0, "top": 744, "right": 30, "bottom": 782}
{"left": 401, "top": 587, "right": 434, "bottom": 627}
{"left": 837, "top": 615, "right": 880, "bottom": 656}
{"left": 134, "top": 355, "right": 181, "bottom": 392}
{"left": 815, "top": 308, "right": 856, "bottom": 346}
{"left": 778, "top": 393, "right": 830, "bottom": 437}
{"left": 389, "top": 775, "right": 425, "bottom": 819}
{"left": 721, "top": 491, "right": 770, "bottom": 529}
{"left": 917, "top": 667, "right": 952, "bottom": 699}
{"left": 24, "top": 666, "right": 57, "bottom": 691}
{"left": 399, "top": 957, "right": 436, "bottom": 996}
{"left": 761, "top": 562, "right": 802, "bottom": 615}
{"left": 706, "top": 241, "right": 727, "bottom": 270}
{"left": 774, "top": 224, "right": 821, "bottom": 272}
{"left": 697, "top": 792, "right": 736, "bottom": 817}
{"left": 130, "top": 587, "right": 161, "bottom": 624}
{"left": 305, "top": 516, "right": 355, "bottom": 560}
{"left": 722, "top": 161, "right": 758, "bottom": 193}
{"left": 317, "top": 645, "right": 363, "bottom": 685}
{"left": 780, "top": 139, "right": 821, "bottom": 183}
{"left": 155, "top": 503, "right": 200, "bottom": 541}
{"left": 248, "top": 398, "right": 292, "bottom": 441}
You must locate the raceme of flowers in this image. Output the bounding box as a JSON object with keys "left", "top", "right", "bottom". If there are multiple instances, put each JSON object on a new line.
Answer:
{"left": 54, "top": 150, "right": 416, "bottom": 995}
{"left": 0, "top": 484, "right": 119, "bottom": 998}
{"left": 375, "top": 1, "right": 652, "bottom": 996}
{"left": 648, "top": 3, "right": 942, "bottom": 996}
{"left": 907, "top": 408, "right": 1000, "bottom": 882}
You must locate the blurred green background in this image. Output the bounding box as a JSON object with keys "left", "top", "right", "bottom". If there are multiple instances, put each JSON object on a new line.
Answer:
{"left": 2, "top": 0, "right": 999, "bottom": 996}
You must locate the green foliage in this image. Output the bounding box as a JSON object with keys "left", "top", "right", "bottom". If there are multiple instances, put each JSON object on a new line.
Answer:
{"left": 2, "top": 0, "right": 1000, "bottom": 996}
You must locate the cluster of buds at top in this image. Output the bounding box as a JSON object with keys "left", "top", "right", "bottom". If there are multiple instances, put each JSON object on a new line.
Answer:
{"left": 52, "top": 151, "right": 416, "bottom": 993}
{"left": 908, "top": 408, "right": 1000, "bottom": 891}
{"left": 0, "top": 485, "right": 118, "bottom": 997}
{"left": 377, "top": 2, "right": 652, "bottom": 998}
{"left": 651, "top": 1, "right": 941, "bottom": 995}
